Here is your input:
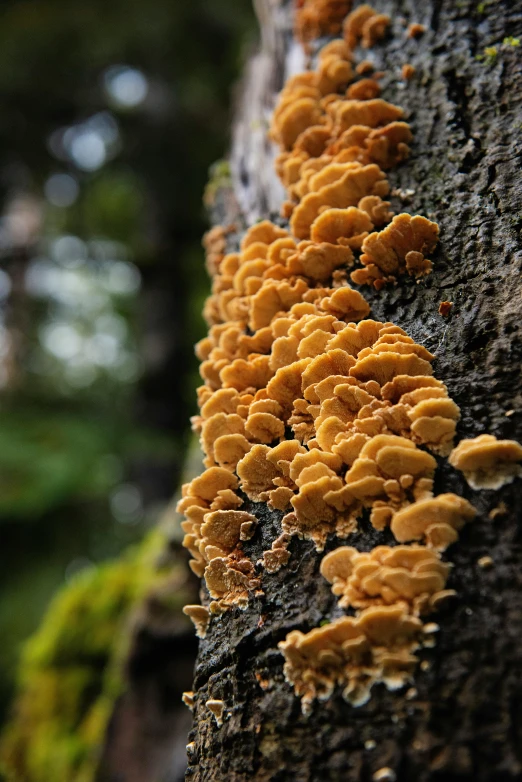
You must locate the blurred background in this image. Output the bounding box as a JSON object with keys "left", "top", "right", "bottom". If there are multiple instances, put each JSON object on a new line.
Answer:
{"left": 0, "top": 0, "right": 256, "bottom": 778}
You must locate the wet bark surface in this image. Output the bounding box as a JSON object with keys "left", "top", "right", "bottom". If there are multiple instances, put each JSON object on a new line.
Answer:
{"left": 187, "top": 1, "right": 522, "bottom": 779}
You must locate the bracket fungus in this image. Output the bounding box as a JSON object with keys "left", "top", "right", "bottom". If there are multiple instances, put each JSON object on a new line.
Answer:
{"left": 351, "top": 213, "right": 439, "bottom": 288}
{"left": 204, "top": 554, "right": 262, "bottom": 614}
{"left": 206, "top": 699, "right": 225, "bottom": 727}
{"left": 449, "top": 434, "right": 522, "bottom": 489}
{"left": 179, "top": 3, "right": 500, "bottom": 719}
{"left": 390, "top": 494, "right": 477, "bottom": 550}
{"left": 183, "top": 605, "right": 210, "bottom": 639}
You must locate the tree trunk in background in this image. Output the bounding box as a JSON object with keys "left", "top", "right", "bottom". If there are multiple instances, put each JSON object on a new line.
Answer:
{"left": 187, "top": 1, "right": 522, "bottom": 779}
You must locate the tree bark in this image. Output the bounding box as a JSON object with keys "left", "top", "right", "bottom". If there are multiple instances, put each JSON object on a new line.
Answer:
{"left": 187, "top": 1, "right": 522, "bottom": 780}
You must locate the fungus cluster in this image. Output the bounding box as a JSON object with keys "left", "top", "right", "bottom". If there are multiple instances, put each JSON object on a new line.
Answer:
{"left": 279, "top": 606, "right": 432, "bottom": 713}
{"left": 320, "top": 544, "right": 455, "bottom": 615}
{"left": 181, "top": 0, "right": 520, "bottom": 718}
{"left": 270, "top": 7, "right": 438, "bottom": 288}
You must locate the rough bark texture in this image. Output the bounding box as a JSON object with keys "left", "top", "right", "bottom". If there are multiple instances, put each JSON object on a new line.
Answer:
{"left": 187, "top": 1, "right": 522, "bottom": 780}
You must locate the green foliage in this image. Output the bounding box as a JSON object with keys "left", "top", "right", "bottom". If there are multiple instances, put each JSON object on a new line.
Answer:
{"left": 477, "top": 36, "right": 520, "bottom": 65}
{"left": 203, "top": 159, "right": 232, "bottom": 208}
{"left": 0, "top": 533, "right": 191, "bottom": 782}
{"left": 81, "top": 171, "right": 148, "bottom": 252}
{"left": 0, "top": 413, "right": 117, "bottom": 518}
{"left": 476, "top": 45, "right": 498, "bottom": 64}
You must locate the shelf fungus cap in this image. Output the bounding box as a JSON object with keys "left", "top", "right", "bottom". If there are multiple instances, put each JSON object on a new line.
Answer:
{"left": 310, "top": 207, "right": 374, "bottom": 250}
{"left": 391, "top": 493, "right": 477, "bottom": 550}
{"left": 351, "top": 350, "right": 433, "bottom": 386}
{"left": 240, "top": 220, "right": 289, "bottom": 251}
{"left": 287, "top": 241, "right": 354, "bottom": 281}
{"left": 188, "top": 467, "right": 238, "bottom": 502}
{"left": 237, "top": 444, "right": 279, "bottom": 501}
{"left": 206, "top": 699, "right": 225, "bottom": 727}
{"left": 274, "top": 97, "right": 325, "bottom": 151}
{"left": 449, "top": 434, "right": 522, "bottom": 489}
{"left": 183, "top": 604, "right": 210, "bottom": 639}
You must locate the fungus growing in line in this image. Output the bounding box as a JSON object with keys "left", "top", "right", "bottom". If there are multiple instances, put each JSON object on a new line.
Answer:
{"left": 449, "top": 434, "right": 522, "bottom": 489}
{"left": 320, "top": 545, "right": 453, "bottom": 615}
{"left": 181, "top": 15, "right": 482, "bottom": 663}
{"left": 402, "top": 64, "right": 416, "bottom": 80}
{"left": 279, "top": 605, "right": 426, "bottom": 713}
{"left": 391, "top": 494, "right": 477, "bottom": 550}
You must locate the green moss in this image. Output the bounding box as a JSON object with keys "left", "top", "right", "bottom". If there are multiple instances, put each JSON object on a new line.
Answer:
{"left": 203, "top": 159, "right": 232, "bottom": 207}
{"left": 0, "top": 532, "right": 192, "bottom": 782}
{"left": 476, "top": 37, "right": 520, "bottom": 66}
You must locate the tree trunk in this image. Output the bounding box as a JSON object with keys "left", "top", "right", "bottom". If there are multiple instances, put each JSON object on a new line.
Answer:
{"left": 187, "top": 1, "right": 522, "bottom": 780}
